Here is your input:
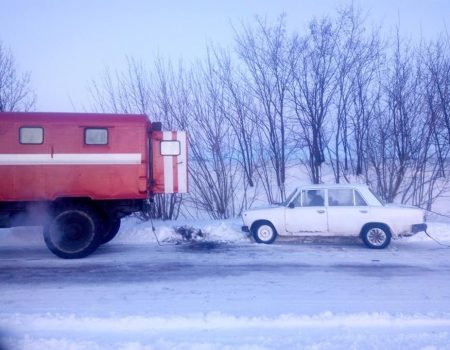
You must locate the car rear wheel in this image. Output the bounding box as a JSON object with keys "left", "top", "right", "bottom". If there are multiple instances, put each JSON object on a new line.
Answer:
{"left": 252, "top": 221, "right": 277, "bottom": 244}
{"left": 44, "top": 205, "right": 102, "bottom": 259}
{"left": 361, "top": 224, "right": 391, "bottom": 249}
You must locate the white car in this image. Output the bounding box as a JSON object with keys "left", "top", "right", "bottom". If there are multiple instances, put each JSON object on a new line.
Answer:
{"left": 242, "top": 184, "right": 427, "bottom": 249}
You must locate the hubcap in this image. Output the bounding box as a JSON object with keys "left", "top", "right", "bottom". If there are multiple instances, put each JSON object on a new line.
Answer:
{"left": 257, "top": 225, "right": 274, "bottom": 241}
{"left": 367, "top": 228, "right": 387, "bottom": 246}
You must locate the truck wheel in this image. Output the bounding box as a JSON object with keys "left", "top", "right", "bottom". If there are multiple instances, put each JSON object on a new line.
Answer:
{"left": 252, "top": 221, "right": 277, "bottom": 244}
{"left": 44, "top": 206, "right": 102, "bottom": 259}
{"left": 100, "top": 218, "right": 121, "bottom": 245}
{"left": 361, "top": 224, "right": 391, "bottom": 249}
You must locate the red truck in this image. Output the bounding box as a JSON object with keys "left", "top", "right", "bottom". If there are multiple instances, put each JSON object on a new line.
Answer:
{"left": 0, "top": 112, "right": 187, "bottom": 258}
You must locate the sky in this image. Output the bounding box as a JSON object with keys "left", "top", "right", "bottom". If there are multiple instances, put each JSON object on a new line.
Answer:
{"left": 0, "top": 0, "right": 448, "bottom": 112}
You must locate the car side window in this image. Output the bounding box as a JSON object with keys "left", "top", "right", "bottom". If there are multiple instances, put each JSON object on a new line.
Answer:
{"left": 327, "top": 189, "right": 368, "bottom": 206}
{"left": 290, "top": 192, "right": 302, "bottom": 207}
{"left": 302, "top": 190, "right": 325, "bottom": 207}
{"left": 354, "top": 190, "right": 368, "bottom": 206}
{"left": 328, "top": 189, "right": 353, "bottom": 206}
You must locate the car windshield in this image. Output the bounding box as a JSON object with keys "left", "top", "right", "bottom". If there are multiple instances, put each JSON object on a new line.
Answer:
{"left": 369, "top": 187, "right": 385, "bottom": 205}
{"left": 283, "top": 189, "right": 298, "bottom": 206}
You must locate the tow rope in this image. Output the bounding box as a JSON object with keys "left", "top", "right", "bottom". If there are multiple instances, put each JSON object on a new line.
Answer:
{"left": 421, "top": 207, "right": 450, "bottom": 220}
{"left": 419, "top": 206, "right": 450, "bottom": 248}
{"left": 424, "top": 229, "right": 450, "bottom": 248}
{"left": 148, "top": 201, "right": 179, "bottom": 246}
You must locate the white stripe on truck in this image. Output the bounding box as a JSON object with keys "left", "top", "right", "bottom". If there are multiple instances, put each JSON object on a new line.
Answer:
{"left": 0, "top": 153, "right": 142, "bottom": 165}
{"left": 163, "top": 131, "right": 174, "bottom": 193}
{"left": 177, "top": 131, "right": 187, "bottom": 193}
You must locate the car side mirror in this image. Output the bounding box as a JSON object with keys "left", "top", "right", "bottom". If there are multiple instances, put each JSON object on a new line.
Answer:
{"left": 288, "top": 202, "right": 295, "bottom": 209}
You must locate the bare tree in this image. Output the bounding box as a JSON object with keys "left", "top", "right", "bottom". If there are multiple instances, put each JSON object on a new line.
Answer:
{"left": 89, "top": 58, "right": 182, "bottom": 220}
{"left": 234, "top": 15, "right": 296, "bottom": 202}
{"left": 400, "top": 36, "right": 450, "bottom": 210}
{"left": 423, "top": 37, "right": 450, "bottom": 175}
{"left": 346, "top": 32, "right": 381, "bottom": 179}
{"left": 366, "top": 32, "right": 424, "bottom": 203}
{"left": 179, "top": 53, "right": 242, "bottom": 219}
{"left": 327, "top": 7, "right": 382, "bottom": 183}
{"left": 215, "top": 50, "right": 257, "bottom": 189}
{"left": 89, "top": 57, "right": 152, "bottom": 114}
{"left": 0, "top": 42, "right": 35, "bottom": 112}
{"left": 86, "top": 8, "right": 450, "bottom": 217}
{"left": 290, "top": 16, "right": 339, "bottom": 184}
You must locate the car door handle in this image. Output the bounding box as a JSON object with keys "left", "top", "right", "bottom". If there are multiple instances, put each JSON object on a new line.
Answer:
{"left": 359, "top": 210, "right": 368, "bottom": 213}
{"left": 317, "top": 209, "right": 325, "bottom": 214}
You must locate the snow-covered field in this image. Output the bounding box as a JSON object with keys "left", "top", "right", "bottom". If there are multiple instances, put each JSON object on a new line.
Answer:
{"left": 1, "top": 218, "right": 450, "bottom": 349}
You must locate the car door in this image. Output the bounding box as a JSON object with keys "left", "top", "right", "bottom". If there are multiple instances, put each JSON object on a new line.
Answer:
{"left": 285, "top": 189, "right": 328, "bottom": 235}
{"left": 326, "top": 188, "right": 369, "bottom": 235}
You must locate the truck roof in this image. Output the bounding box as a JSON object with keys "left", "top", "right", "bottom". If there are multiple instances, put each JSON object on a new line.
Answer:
{"left": 0, "top": 112, "right": 149, "bottom": 124}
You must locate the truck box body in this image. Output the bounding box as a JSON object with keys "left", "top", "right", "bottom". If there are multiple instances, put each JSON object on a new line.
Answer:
{"left": 0, "top": 112, "right": 188, "bottom": 258}
{"left": 0, "top": 112, "right": 187, "bottom": 201}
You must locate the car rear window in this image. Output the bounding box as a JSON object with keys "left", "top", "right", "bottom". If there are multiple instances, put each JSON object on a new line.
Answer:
{"left": 328, "top": 189, "right": 368, "bottom": 206}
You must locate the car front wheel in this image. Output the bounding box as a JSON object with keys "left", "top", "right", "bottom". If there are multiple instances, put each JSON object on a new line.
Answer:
{"left": 252, "top": 221, "right": 277, "bottom": 244}
{"left": 361, "top": 224, "right": 391, "bottom": 249}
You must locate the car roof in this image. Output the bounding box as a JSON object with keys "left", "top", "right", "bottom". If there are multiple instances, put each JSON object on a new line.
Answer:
{"left": 295, "top": 183, "right": 369, "bottom": 190}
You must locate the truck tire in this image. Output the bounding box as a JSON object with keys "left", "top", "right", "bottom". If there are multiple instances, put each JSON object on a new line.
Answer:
{"left": 100, "top": 218, "right": 121, "bottom": 245}
{"left": 44, "top": 205, "right": 102, "bottom": 259}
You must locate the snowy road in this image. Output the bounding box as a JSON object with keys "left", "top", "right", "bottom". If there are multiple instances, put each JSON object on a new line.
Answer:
{"left": 1, "top": 220, "right": 450, "bottom": 349}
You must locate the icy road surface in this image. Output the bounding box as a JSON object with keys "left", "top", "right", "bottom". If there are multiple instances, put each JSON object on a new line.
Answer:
{"left": 1, "top": 219, "right": 450, "bottom": 349}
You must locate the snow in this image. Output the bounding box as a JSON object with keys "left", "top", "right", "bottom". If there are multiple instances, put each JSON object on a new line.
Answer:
{"left": 116, "top": 217, "right": 249, "bottom": 244}
{"left": 1, "top": 218, "right": 450, "bottom": 349}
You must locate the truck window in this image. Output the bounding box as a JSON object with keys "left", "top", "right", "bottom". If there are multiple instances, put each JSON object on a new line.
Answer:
{"left": 19, "top": 127, "right": 44, "bottom": 144}
{"left": 85, "top": 128, "right": 108, "bottom": 145}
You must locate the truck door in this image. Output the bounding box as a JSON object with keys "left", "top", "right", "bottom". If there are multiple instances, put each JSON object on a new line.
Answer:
{"left": 150, "top": 130, "right": 188, "bottom": 194}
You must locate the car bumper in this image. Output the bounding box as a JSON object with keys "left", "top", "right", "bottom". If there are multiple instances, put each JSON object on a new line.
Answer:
{"left": 412, "top": 223, "right": 427, "bottom": 234}
{"left": 242, "top": 225, "right": 250, "bottom": 232}
{"left": 397, "top": 223, "right": 427, "bottom": 238}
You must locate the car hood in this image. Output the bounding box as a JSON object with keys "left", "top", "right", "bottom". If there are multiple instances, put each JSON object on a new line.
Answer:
{"left": 245, "top": 204, "right": 282, "bottom": 211}
{"left": 242, "top": 205, "right": 285, "bottom": 222}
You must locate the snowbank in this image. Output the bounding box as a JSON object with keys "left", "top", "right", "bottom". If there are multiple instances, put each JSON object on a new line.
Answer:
{"left": 2, "top": 312, "right": 450, "bottom": 350}
{"left": 0, "top": 226, "right": 44, "bottom": 246}
{"left": 1, "top": 217, "right": 449, "bottom": 248}
{"left": 4, "top": 312, "right": 450, "bottom": 331}
{"left": 0, "top": 217, "right": 250, "bottom": 247}
{"left": 2, "top": 219, "right": 450, "bottom": 350}
{"left": 111, "top": 217, "right": 250, "bottom": 244}
{"left": 406, "top": 222, "right": 450, "bottom": 244}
